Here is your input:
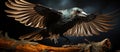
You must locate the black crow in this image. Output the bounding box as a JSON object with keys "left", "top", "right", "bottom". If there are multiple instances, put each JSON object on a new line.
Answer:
{"left": 5, "top": 0, "right": 113, "bottom": 43}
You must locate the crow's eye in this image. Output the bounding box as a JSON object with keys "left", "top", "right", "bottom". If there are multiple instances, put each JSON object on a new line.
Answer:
{"left": 76, "top": 10, "right": 81, "bottom": 13}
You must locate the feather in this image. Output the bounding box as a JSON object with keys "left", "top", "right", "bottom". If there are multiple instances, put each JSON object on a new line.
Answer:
{"left": 5, "top": 10, "right": 28, "bottom": 15}
{"left": 84, "top": 23, "right": 92, "bottom": 36}
{"left": 15, "top": 0, "right": 31, "bottom": 5}
{"left": 8, "top": 0, "right": 30, "bottom": 8}
{"left": 15, "top": 0, "right": 26, "bottom": 5}
{"left": 5, "top": 2, "right": 33, "bottom": 10}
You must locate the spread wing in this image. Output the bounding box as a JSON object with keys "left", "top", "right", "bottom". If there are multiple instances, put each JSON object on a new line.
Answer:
{"left": 5, "top": 0, "right": 61, "bottom": 28}
{"left": 64, "top": 14, "right": 113, "bottom": 36}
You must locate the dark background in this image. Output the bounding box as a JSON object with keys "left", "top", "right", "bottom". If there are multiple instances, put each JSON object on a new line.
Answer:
{"left": 0, "top": 0, "right": 120, "bottom": 52}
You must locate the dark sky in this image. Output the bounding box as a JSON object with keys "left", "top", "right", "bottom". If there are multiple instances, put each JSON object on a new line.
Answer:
{"left": 0, "top": 0, "right": 120, "bottom": 52}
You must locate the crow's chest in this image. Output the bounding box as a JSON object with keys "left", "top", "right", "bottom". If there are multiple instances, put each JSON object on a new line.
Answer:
{"left": 47, "top": 17, "right": 78, "bottom": 34}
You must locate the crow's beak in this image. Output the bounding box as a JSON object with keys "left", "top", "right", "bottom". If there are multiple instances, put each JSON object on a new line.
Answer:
{"left": 78, "top": 11, "right": 88, "bottom": 17}
{"left": 81, "top": 11, "right": 88, "bottom": 16}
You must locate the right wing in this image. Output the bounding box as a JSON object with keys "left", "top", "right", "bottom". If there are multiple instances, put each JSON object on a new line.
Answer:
{"left": 64, "top": 14, "right": 113, "bottom": 36}
{"left": 5, "top": 0, "right": 61, "bottom": 28}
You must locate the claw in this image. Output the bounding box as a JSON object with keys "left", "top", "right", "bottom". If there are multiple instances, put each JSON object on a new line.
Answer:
{"left": 5, "top": 32, "right": 10, "bottom": 39}
{"left": 0, "top": 31, "right": 4, "bottom": 38}
{"left": 48, "top": 34, "right": 60, "bottom": 44}
{"left": 0, "top": 31, "right": 10, "bottom": 39}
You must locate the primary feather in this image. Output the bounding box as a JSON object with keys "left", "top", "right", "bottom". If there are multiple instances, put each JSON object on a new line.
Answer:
{"left": 5, "top": 0, "right": 113, "bottom": 43}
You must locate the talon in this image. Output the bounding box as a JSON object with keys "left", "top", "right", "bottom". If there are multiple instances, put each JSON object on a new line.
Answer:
{"left": 49, "top": 34, "right": 59, "bottom": 44}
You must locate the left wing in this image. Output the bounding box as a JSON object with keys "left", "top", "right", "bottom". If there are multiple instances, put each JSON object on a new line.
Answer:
{"left": 63, "top": 14, "right": 113, "bottom": 36}
{"left": 5, "top": 0, "right": 61, "bottom": 29}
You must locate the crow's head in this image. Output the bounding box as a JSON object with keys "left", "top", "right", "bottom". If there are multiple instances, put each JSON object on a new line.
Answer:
{"left": 71, "top": 7, "right": 88, "bottom": 17}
